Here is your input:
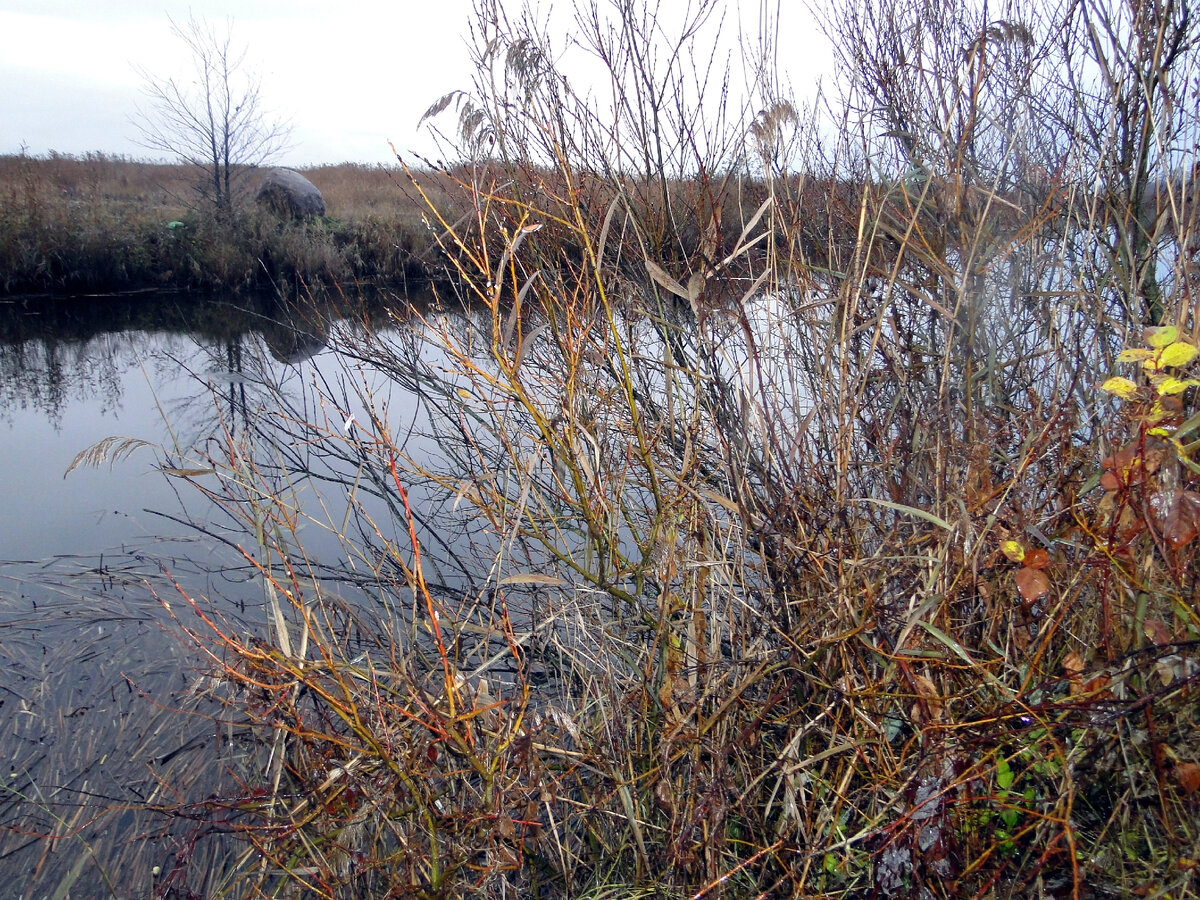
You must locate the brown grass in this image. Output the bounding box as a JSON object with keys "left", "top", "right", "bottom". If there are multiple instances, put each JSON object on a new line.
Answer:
{"left": 0, "top": 153, "right": 478, "bottom": 296}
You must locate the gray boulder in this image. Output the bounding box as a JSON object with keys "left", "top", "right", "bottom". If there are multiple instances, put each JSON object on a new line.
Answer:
{"left": 255, "top": 168, "right": 326, "bottom": 219}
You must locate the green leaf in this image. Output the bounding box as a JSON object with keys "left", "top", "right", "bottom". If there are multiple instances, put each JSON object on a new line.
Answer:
{"left": 997, "top": 756, "right": 1015, "bottom": 790}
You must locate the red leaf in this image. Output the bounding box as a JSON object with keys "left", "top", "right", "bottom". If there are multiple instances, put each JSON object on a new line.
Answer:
{"left": 1016, "top": 567, "right": 1051, "bottom": 602}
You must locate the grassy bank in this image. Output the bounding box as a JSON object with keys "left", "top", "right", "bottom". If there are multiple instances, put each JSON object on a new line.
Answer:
{"left": 0, "top": 152, "right": 862, "bottom": 300}
{"left": 0, "top": 153, "right": 466, "bottom": 296}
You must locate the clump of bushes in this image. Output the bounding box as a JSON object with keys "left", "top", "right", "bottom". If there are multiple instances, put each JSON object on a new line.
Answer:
{"left": 23, "top": 0, "right": 1200, "bottom": 896}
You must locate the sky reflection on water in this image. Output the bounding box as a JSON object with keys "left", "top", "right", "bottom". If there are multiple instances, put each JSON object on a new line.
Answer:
{"left": 0, "top": 302, "right": 343, "bottom": 590}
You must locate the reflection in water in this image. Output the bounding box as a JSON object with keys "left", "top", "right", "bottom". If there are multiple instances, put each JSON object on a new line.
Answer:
{"left": 0, "top": 331, "right": 127, "bottom": 429}
{"left": 0, "top": 290, "right": 444, "bottom": 896}
{"left": 0, "top": 290, "right": 452, "bottom": 591}
{"left": 0, "top": 293, "right": 342, "bottom": 429}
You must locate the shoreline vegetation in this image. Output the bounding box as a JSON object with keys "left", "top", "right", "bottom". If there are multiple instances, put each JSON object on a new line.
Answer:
{"left": 0, "top": 151, "right": 856, "bottom": 302}
{"left": 6, "top": 0, "right": 1200, "bottom": 896}
{"left": 0, "top": 153, "right": 464, "bottom": 298}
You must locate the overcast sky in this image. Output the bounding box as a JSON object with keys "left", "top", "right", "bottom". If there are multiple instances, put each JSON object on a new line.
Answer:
{"left": 1, "top": 0, "right": 830, "bottom": 167}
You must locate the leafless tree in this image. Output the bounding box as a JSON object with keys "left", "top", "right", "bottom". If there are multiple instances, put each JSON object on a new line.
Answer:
{"left": 133, "top": 14, "right": 292, "bottom": 213}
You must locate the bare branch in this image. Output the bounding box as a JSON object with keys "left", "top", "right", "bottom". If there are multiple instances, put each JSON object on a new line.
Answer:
{"left": 131, "top": 13, "right": 292, "bottom": 213}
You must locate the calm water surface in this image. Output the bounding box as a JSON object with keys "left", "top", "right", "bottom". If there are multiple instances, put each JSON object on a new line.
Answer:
{"left": 0, "top": 293, "right": 425, "bottom": 896}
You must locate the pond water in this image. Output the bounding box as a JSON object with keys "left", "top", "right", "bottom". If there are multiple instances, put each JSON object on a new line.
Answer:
{"left": 0, "top": 292, "right": 441, "bottom": 897}
{"left": 1, "top": 297, "right": 342, "bottom": 593}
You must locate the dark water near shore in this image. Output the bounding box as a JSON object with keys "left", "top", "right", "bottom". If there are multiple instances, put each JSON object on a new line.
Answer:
{"left": 0, "top": 292, "right": 427, "bottom": 896}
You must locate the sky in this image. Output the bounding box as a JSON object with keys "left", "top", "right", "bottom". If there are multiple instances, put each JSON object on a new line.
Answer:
{"left": 0, "top": 0, "right": 831, "bottom": 167}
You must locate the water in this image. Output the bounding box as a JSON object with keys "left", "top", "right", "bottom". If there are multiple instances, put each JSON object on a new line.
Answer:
{"left": 0, "top": 293, "right": 425, "bottom": 896}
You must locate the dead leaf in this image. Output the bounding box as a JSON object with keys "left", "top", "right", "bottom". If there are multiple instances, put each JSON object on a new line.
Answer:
{"left": 1162, "top": 491, "right": 1200, "bottom": 549}
{"left": 1176, "top": 762, "right": 1200, "bottom": 794}
{"left": 499, "top": 573, "right": 568, "bottom": 586}
{"left": 913, "top": 673, "right": 942, "bottom": 709}
{"left": 1023, "top": 548, "right": 1050, "bottom": 570}
{"left": 496, "top": 814, "right": 515, "bottom": 840}
{"left": 1156, "top": 654, "right": 1190, "bottom": 686}
{"left": 1012, "top": 626, "right": 1031, "bottom": 653}
{"left": 1102, "top": 439, "right": 1168, "bottom": 489}
{"left": 1144, "top": 618, "right": 1173, "bottom": 646}
{"left": 1016, "top": 567, "right": 1051, "bottom": 602}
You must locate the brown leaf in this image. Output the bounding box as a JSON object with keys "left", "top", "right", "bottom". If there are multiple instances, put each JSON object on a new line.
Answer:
{"left": 911, "top": 673, "right": 944, "bottom": 722}
{"left": 1063, "top": 651, "right": 1085, "bottom": 695}
{"left": 1157, "top": 654, "right": 1187, "bottom": 686}
{"left": 1162, "top": 491, "right": 1200, "bottom": 549}
{"left": 1176, "top": 762, "right": 1200, "bottom": 794}
{"left": 1016, "top": 567, "right": 1051, "bottom": 602}
{"left": 1102, "top": 439, "right": 1168, "bottom": 489}
{"left": 496, "top": 814, "right": 515, "bottom": 840}
{"left": 1117, "top": 504, "right": 1146, "bottom": 543}
{"left": 1144, "top": 618, "right": 1173, "bottom": 646}
{"left": 654, "top": 777, "right": 677, "bottom": 814}
{"left": 1012, "top": 626, "right": 1031, "bottom": 653}
{"left": 1024, "top": 548, "right": 1050, "bottom": 570}
{"left": 1062, "top": 651, "right": 1085, "bottom": 677}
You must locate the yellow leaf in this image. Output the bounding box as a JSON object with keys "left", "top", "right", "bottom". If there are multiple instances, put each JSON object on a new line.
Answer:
{"left": 1100, "top": 376, "right": 1139, "bottom": 399}
{"left": 1000, "top": 540, "right": 1025, "bottom": 562}
{"left": 1117, "top": 348, "right": 1155, "bottom": 362}
{"left": 1159, "top": 341, "right": 1199, "bottom": 368}
{"left": 1146, "top": 325, "right": 1180, "bottom": 348}
{"left": 1154, "top": 376, "right": 1199, "bottom": 396}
